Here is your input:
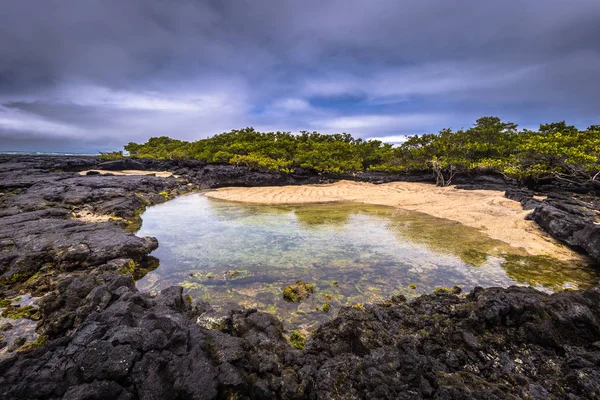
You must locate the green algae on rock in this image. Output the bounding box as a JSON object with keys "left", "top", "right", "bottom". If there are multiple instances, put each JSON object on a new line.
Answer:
{"left": 0, "top": 299, "right": 14, "bottom": 308}
{"left": 433, "top": 286, "right": 462, "bottom": 295}
{"left": 1, "top": 305, "right": 40, "bottom": 320}
{"left": 17, "top": 334, "right": 47, "bottom": 353}
{"left": 289, "top": 330, "right": 306, "bottom": 350}
{"left": 501, "top": 254, "right": 599, "bottom": 290}
{"left": 283, "top": 281, "right": 315, "bottom": 303}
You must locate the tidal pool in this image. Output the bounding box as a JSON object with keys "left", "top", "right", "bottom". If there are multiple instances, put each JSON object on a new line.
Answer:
{"left": 136, "top": 193, "right": 599, "bottom": 332}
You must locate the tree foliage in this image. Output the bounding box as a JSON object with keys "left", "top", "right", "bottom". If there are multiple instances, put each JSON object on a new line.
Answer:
{"left": 118, "top": 118, "right": 600, "bottom": 186}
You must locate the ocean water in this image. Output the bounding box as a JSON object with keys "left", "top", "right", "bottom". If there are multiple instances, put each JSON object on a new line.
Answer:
{"left": 0, "top": 151, "right": 99, "bottom": 156}
{"left": 135, "top": 193, "right": 599, "bottom": 332}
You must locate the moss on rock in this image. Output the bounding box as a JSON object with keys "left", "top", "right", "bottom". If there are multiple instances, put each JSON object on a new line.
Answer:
{"left": 289, "top": 331, "right": 306, "bottom": 350}
{"left": 159, "top": 191, "right": 170, "bottom": 200}
{"left": 283, "top": 281, "right": 315, "bottom": 303}
{"left": 0, "top": 299, "right": 13, "bottom": 308}
{"left": 1, "top": 272, "right": 34, "bottom": 286}
{"left": 434, "top": 286, "right": 462, "bottom": 295}
{"left": 1, "top": 305, "right": 40, "bottom": 320}
{"left": 18, "top": 335, "right": 47, "bottom": 353}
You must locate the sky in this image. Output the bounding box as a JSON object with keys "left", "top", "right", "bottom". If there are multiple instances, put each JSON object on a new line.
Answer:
{"left": 1, "top": 0, "right": 599, "bottom": 152}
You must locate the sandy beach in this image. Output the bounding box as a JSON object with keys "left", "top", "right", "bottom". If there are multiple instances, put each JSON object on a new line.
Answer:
{"left": 206, "top": 180, "right": 580, "bottom": 261}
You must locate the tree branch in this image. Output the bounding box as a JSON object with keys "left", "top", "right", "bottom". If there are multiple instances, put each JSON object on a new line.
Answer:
{"left": 552, "top": 173, "right": 581, "bottom": 185}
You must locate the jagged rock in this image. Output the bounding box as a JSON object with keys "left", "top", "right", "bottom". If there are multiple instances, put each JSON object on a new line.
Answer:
{"left": 197, "top": 310, "right": 233, "bottom": 332}
{"left": 1, "top": 155, "right": 600, "bottom": 399}
{"left": 532, "top": 203, "right": 600, "bottom": 262}
{"left": 1, "top": 276, "right": 599, "bottom": 399}
{"left": 0, "top": 322, "right": 13, "bottom": 331}
{"left": 505, "top": 186, "right": 600, "bottom": 263}
{"left": 0, "top": 211, "right": 158, "bottom": 283}
{"left": 454, "top": 173, "right": 515, "bottom": 191}
{"left": 505, "top": 188, "right": 543, "bottom": 210}
{"left": 0, "top": 157, "right": 185, "bottom": 293}
{"left": 97, "top": 159, "right": 146, "bottom": 171}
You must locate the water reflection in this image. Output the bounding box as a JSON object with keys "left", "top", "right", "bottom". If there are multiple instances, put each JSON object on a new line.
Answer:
{"left": 136, "top": 194, "right": 598, "bottom": 332}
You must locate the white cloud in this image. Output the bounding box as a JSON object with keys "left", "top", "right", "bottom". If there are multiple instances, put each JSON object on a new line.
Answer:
{"left": 55, "top": 83, "right": 232, "bottom": 113}
{"left": 302, "top": 62, "right": 542, "bottom": 102}
{"left": 0, "top": 80, "right": 252, "bottom": 145}
{"left": 0, "top": 105, "right": 82, "bottom": 137}
{"left": 303, "top": 77, "right": 364, "bottom": 98}
{"left": 317, "top": 113, "right": 449, "bottom": 134}
{"left": 367, "top": 135, "right": 409, "bottom": 144}
{"left": 272, "top": 98, "right": 312, "bottom": 112}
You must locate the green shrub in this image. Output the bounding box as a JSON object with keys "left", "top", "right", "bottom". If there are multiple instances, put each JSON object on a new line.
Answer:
{"left": 118, "top": 119, "right": 599, "bottom": 187}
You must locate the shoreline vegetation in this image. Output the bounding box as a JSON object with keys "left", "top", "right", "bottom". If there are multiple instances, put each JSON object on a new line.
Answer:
{"left": 102, "top": 117, "right": 600, "bottom": 189}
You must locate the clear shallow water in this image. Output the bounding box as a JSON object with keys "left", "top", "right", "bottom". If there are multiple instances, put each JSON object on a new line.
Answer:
{"left": 136, "top": 193, "right": 599, "bottom": 332}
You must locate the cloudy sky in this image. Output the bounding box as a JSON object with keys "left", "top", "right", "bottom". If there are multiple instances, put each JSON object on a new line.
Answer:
{"left": 1, "top": 0, "right": 599, "bottom": 152}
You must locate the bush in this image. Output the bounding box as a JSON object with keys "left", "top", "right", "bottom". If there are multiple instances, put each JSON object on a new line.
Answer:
{"left": 118, "top": 118, "right": 599, "bottom": 187}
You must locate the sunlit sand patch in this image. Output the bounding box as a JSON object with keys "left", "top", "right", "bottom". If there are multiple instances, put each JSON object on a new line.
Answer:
{"left": 70, "top": 210, "right": 124, "bottom": 223}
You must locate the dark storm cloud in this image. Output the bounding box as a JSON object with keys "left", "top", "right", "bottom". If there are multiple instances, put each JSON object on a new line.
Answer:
{"left": 1, "top": 0, "right": 599, "bottom": 151}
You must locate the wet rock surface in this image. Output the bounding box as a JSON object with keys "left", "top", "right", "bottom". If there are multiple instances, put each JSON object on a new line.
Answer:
{"left": 0, "top": 155, "right": 599, "bottom": 399}
{"left": 506, "top": 188, "right": 600, "bottom": 263}
{"left": 0, "top": 156, "right": 184, "bottom": 290}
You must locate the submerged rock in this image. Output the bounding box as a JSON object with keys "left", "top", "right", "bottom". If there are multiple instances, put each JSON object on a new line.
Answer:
{"left": 283, "top": 280, "right": 315, "bottom": 302}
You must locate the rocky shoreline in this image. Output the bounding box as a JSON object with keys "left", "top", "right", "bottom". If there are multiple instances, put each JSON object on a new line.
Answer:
{"left": 1, "top": 155, "right": 599, "bottom": 399}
